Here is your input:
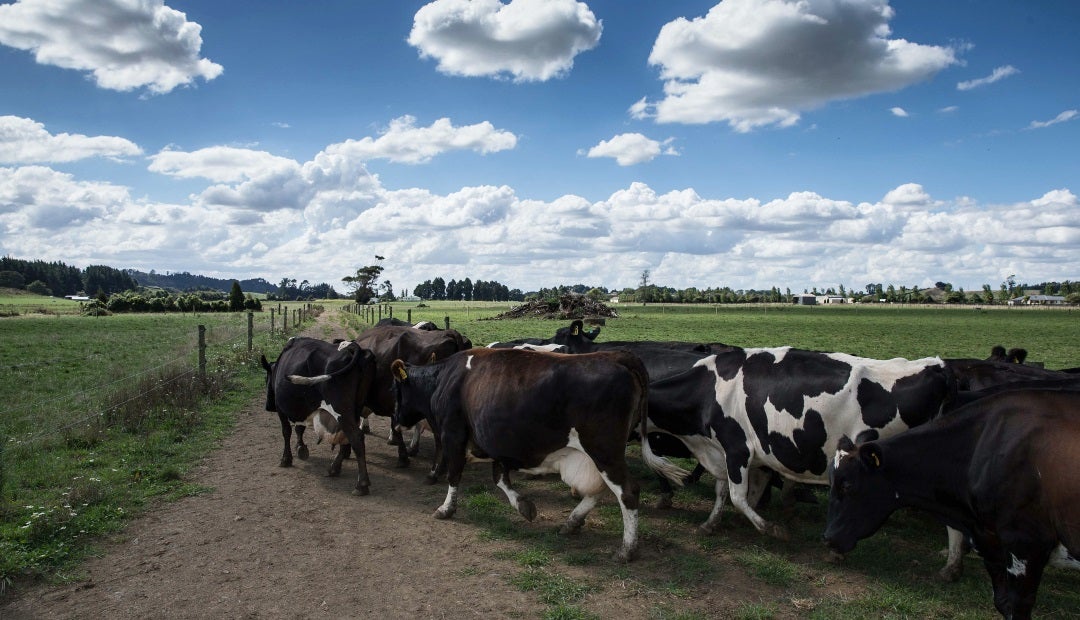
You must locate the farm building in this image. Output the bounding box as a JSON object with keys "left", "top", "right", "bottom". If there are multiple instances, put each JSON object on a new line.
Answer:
{"left": 1011, "top": 295, "right": 1066, "bottom": 306}
{"left": 794, "top": 294, "right": 817, "bottom": 305}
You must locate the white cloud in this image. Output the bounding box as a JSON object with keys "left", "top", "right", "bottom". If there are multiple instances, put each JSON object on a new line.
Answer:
{"left": 0, "top": 0, "right": 222, "bottom": 94}
{"left": 1027, "top": 109, "right": 1078, "bottom": 130}
{"left": 148, "top": 146, "right": 298, "bottom": 183}
{"left": 638, "top": 0, "right": 957, "bottom": 130}
{"left": 408, "top": 0, "right": 601, "bottom": 81}
{"left": 0, "top": 115, "right": 143, "bottom": 164}
{"left": 585, "top": 133, "right": 676, "bottom": 166}
{"left": 326, "top": 116, "right": 517, "bottom": 164}
{"left": 4, "top": 158, "right": 1078, "bottom": 294}
{"left": 890, "top": 107, "right": 908, "bottom": 117}
{"left": 957, "top": 65, "right": 1019, "bottom": 91}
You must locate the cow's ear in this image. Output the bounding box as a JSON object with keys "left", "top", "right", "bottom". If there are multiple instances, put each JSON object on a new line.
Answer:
{"left": 837, "top": 435, "right": 855, "bottom": 453}
{"left": 391, "top": 359, "right": 408, "bottom": 382}
{"left": 860, "top": 443, "right": 883, "bottom": 470}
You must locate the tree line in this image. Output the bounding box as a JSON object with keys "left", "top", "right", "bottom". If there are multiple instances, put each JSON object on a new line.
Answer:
{"left": 1, "top": 257, "right": 136, "bottom": 297}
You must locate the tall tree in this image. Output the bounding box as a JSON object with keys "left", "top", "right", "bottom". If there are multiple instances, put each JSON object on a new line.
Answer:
{"left": 343, "top": 258, "right": 384, "bottom": 304}
{"left": 229, "top": 281, "right": 245, "bottom": 311}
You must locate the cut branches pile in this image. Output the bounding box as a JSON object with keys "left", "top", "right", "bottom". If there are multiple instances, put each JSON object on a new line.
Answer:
{"left": 491, "top": 294, "right": 618, "bottom": 320}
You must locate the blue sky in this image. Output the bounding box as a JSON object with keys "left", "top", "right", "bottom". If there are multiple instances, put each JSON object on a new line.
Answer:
{"left": 1, "top": 0, "right": 1077, "bottom": 295}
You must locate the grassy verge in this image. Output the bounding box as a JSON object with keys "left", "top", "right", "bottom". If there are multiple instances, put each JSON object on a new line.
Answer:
{"left": 0, "top": 307, "right": 318, "bottom": 593}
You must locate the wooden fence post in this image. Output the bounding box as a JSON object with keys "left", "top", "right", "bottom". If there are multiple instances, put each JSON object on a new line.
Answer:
{"left": 283, "top": 306, "right": 288, "bottom": 332}
{"left": 444, "top": 316, "right": 450, "bottom": 330}
{"left": 270, "top": 308, "right": 276, "bottom": 334}
{"left": 247, "top": 312, "right": 253, "bottom": 351}
{"left": 198, "top": 325, "right": 207, "bottom": 385}
{"left": 407, "top": 309, "right": 412, "bottom": 323}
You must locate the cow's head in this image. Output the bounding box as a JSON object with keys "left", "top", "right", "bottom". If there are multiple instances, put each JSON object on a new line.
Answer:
{"left": 390, "top": 359, "right": 429, "bottom": 431}
{"left": 260, "top": 355, "right": 277, "bottom": 412}
{"left": 823, "top": 436, "right": 899, "bottom": 554}
{"left": 551, "top": 320, "right": 600, "bottom": 353}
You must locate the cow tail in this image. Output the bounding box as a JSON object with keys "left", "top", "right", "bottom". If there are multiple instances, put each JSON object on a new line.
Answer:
{"left": 632, "top": 354, "right": 690, "bottom": 488}
{"left": 287, "top": 343, "right": 365, "bottom": 386}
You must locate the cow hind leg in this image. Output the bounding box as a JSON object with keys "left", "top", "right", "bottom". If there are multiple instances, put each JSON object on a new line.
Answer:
{"left": 599, "top": 469, "right": 640, "bottom": 562}
{"left": 328, "top": 444, "right": 351, "bottom": 477}
{"left": 493, "top": 463, "right": 536, "bottom": 521}
{"left": 294, "top": 424, "right": 309, "bottom": 460}
{"left": 729, "top": 468, "right": 789, "bottom": 541}
{"left": 699, "top": 478, "right": 729, "bottom": 534}
{"left": 278, "top": 415, "right": 293, "bottom": 467}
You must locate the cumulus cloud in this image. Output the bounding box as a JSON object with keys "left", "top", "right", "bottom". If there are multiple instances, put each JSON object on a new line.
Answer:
{"left": 0, "top": 115, "right": 143, "bottom": 164}
{"left": 636, "top": 0, "right": 957, "bottom": 131}
{"left": 326, "top": 116, "right": 517, "bottom": 164}
{"left": 584, "top": 133, "right": 677, "bottom": 166}
{"left": 5, "top": 159, "right": 1079, "bottom": 293}
{"left": 1027, "top": 109, "right": 1078, "bottom": 130}
{"left": 0, "top": 0, "right": 222, "bottom": 94}
{"left": 957, "top": 65, "right": 1019, "bottom": 91}
{"left": 408, "top": 0, "right": 601, "bottom": 81}
{"left": 148, "top": 146, "right": 298, "bottom": 183}
{"left": 890, "top": 107, "right": 908, "bottom": 117}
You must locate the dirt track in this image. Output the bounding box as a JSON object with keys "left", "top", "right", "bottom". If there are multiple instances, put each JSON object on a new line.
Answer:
{"left": 0, "top": 312, "right": 813, "bottom": 619}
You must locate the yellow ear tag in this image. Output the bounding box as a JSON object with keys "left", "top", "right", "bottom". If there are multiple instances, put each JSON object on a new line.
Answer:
{"left": 870, "top": 453, "right": 880, "bottom": 468}
{"left": 571, "top": 327, "right": 579, "bottom": 335}
{"left": 396, "top": 366, "right": 408, "bottom": 381}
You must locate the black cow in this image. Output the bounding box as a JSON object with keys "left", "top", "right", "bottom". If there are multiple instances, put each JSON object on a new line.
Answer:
{"left": 260, "top": 338, "right": 376, "bottom": 495}
{"left": 944, "top": 358, "right": 1074, "bottom": 392}
{"left": 353, "top": 324, "right": 473, "bottom": 467}
{"left": 987, "top": 345, "right": 1028, "bottom": 364}
{"left": 374, "top": 317, "right": 440, "bottom": 330}
{"left": 389, "top": 347, "right": 647, "bottom": 561}
{"left": 824, "top": 389, "right": 1080, "bottom": 620}
{"left": 643, "top": 347, "right": 953, "bottom": 540}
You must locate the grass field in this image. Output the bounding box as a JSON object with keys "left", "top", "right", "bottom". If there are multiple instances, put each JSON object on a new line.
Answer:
{"left": 1, "top": 299, "right": 1077, "bottom": 616}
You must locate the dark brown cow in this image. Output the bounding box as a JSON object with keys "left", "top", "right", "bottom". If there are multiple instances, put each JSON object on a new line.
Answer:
{"left": 352, "top": 324, "right": 473, "bottom": 467}
{"left": 824, "top": 389, "right": 1080, "bottom": 619}
{"left": 389, "top": 348, "right": 647, "bottom": 561}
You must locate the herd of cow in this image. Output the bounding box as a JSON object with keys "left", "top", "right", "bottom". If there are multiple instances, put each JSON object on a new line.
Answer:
{"left": 259, "top": 317, "right": 1079, "bottom": 619}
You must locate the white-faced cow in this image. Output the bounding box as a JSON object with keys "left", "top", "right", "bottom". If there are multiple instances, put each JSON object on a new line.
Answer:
{"left": 352, "top": 324, "right": 473, "bottom": 467}
{"left": 389, "top": 347, "right": 647, "bottom": 562}
{"left": 824, "top": 389, "right": 1080, "bottom": 620}
{"left": 643, "top": 347, "right": 953, "bottom": 540}
{"left": 260, "top": 338, "right": 376, "bottom": 495}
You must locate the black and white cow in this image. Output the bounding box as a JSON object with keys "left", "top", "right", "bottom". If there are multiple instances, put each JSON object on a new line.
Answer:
{"left": 643, "top": 346, "right": 954, "bottom": 540}
{"left": 824, "top": 389, "right": 1080, "bottom": 620}
{"left": 389, "top": 347, "right": 647, "bottom": 561}
{"left": 260, "top": 337, "right": 376, "bottom": 495}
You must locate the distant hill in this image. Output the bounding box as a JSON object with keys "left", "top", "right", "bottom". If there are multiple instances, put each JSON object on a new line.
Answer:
{"left": 125, "top": 269, "right": 277, "bottom": 294}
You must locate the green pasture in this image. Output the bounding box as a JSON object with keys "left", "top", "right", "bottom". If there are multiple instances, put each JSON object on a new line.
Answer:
{"left": 1, "top": 300, "right": 1078, "bottom": 617}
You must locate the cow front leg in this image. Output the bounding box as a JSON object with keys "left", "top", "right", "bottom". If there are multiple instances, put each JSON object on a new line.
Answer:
{"left": 278, "top": 414, "right": 294, "bottom": 467}
{"left": 426, "top": 431, "right": 445, "bottom": 484}
{"left": 339, "top": 416, "right": 370, "bottom": 496}
{"left": 434, "top": 432, "right": 466, "bottom": 519}
{"left": 493, "top": 463, "right": 536, "bottom": 521}
{"left": 729, "top": 467, "right": 789, "bottom": 541}
{"left": 940, "top": 527, "right": 968, "bottom": 582}
{"left": 294, "top": 423, "right": 309, "bottom": 460}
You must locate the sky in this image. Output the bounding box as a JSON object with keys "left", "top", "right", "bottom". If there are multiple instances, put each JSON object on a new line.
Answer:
{"left": 1, "top": 0, "right": 1078, "bottom": 296}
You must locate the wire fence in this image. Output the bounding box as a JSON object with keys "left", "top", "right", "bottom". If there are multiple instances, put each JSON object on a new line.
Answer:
{"left": 1, "top": 305, "right": 319, "bottom": 452}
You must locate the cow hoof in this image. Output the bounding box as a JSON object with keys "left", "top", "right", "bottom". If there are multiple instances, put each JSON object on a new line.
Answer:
{"left": 387, "top": 436, "right": 403, "bottom": 446}
{"left": 655, "top": 494, "right": 674, "bottom": 510}
{"left": 395, "top": 457, "right": 410, "bottom": 468}
{"left": 939, "top": 565, "right": 962, "bottom": 583}
{"left": 352, "top": 485, "right": 370, "bottom": 497}
{"left": 517, "top": 500, "right": 537, "bottom": 522}
{"left": 697, "top": 523, "right": 718, "bottom": 536}
{"left": 407, "top": 445, "right": 420, "bottom": 457}
{"left": 823, "top": 550, "right": 845, "bottom": 565}
{"left": 297, "top": 445, "right": 309, "bottom": 460}
{"left": 424, "top": 473, "right": 438, "bottom": 485}
{"left": 559, "top": 521, "right": 583, "bottom": 536}
{"left": 434, "top": 507, "right": 455, "bottom": 520}
{"left": 278, "top": 460, "right": 292, "bottom": 468}
{"left": 327, "top": 468, "right": 342, "bottom": 478}
{"left": 767, "top": 524, "right": 791, "bottom": 541}
{"left": 613, "top": 545, "right": 638, "bottom": 563}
